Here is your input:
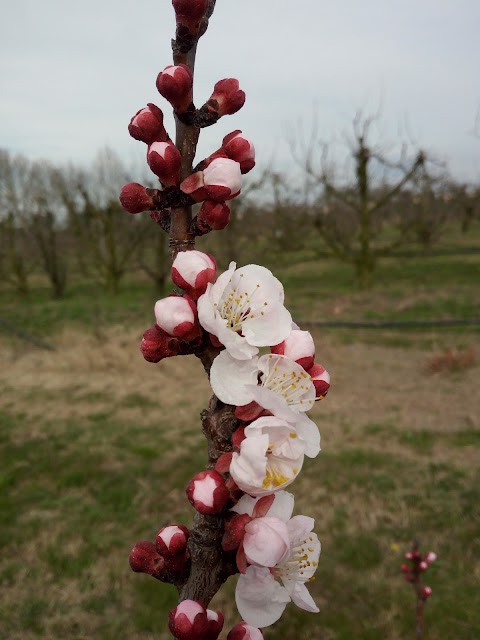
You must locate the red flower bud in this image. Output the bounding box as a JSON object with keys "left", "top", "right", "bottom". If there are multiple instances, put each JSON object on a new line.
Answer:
{"left": 205, "top": 609, "right": 224, "bottom": 640}
{"left": 128, "top": 103, "right": 168, "bottom": 144}
{"left": 119, "top": 182, "right": 154, "bottom": 214}
{"left": 129, "top": 541, "right": 165, "bottom": 576}
{"left": 308, "top": 363, "right": 331, "bottom": 399}
{"left": 421, "top": 586, "right": 432, "bottom": 600}
{"left": 222, "top": 130, "right": 256, "bottom": 174}
{"left": 227, "top": 622, "right": 264, "bottom": 640}
{"left": 186, "top": 470, "right": 229, "bottom": 515}
{"left": 197, "top": 200, "right": 231, "bottom": 231}
{"left": 168, "top": 600, "right": 208, "bottom": 640}
{"left": 172, "top": 0, "right": 209, "bottom": 34}
{"left": 156, "top": 524, "right": 190, "bottom": 557}
{"left": 140, "top": 326, "right": 179, "bottom": 363}
{"left": 156, "top": 64, "right": 193, "bottom": 112}
{"left": 419, "top": 560, "right": 428, "bottom": 572}
{"left": 147, "top": 141, "right": 182, "bottom": 186}
{"left": 207, "top": 78, "right": 246, "bottom": 117}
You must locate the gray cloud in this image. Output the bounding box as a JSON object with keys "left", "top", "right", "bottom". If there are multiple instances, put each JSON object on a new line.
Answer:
{"left": 1, "top": 0, "right": 479, "bottom": 180}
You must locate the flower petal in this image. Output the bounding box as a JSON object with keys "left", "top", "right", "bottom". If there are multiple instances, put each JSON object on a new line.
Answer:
{"left": 283, "top": 580, "right": 319, "bottom": 613}
{"left": 236, "top": 566, "right": 290, "bottom": 628}
{"left": 210, "top": 351, "right": 258, "bottom": 405}
{"left": 230, "top": 434, "right": 269, "bottom": 494}
{"left": 294, "top": 415, "right": 321, "bottom": 458}
{"left": 243, "top": 517, "right": 290, "bottom": 567}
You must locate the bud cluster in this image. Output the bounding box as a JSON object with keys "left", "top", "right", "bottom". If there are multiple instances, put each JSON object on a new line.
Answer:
{"left": 401, "top": 544, "right": 436, "bottom": 600}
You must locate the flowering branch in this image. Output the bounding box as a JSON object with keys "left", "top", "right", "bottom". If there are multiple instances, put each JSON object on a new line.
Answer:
{"left": 401, "top": 541, "right": 436, "bottom": 639}
{"left": 120, "top": 2, "right": 330, "bottom": 637}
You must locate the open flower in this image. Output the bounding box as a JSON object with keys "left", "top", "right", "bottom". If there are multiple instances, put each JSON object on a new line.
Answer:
{"left": 210, "top": 352, "right": 317, "bottom": 427}
{"left": 197, "top": 263, "right": 292, "bottom": 360}
{"left": 229, "top": 416, "right": 319, "bottom": 496}
{"left": 236, "top": 517, "right": 321, "bottom": 627}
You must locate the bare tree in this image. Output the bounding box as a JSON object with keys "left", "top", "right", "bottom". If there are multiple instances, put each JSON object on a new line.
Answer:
{"left": 291, "top": 113, "right": 426, "bottom": 287}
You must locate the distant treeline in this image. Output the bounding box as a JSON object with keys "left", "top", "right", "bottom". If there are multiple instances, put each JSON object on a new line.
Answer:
{"left": 1, "top": 125, "right": 479, "bottom": 298}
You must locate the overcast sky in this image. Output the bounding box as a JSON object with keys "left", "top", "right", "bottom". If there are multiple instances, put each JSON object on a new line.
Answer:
{"left": 1, "top": 0, "right": 479, "bottom": 181}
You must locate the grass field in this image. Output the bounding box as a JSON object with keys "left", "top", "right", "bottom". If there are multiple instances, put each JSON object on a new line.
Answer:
{"left": 1, "top": 245, "right": 479, "bottom": 639}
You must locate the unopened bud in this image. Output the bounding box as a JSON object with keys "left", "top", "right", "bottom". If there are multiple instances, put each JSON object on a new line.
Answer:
{"left": 147, "top": 141, "right": 182, "bottom": 186}
{"left": 156, "top": 64, "right": 193, "bottom": 112}
{"left": 272, "top": 330, "right": 315, "bottom": 371}
{"left": 419, "top": 560, "right": 428, "bottom": 572}
{"left": 421, "top": 586, "right": 432, "bottom": 600}
{"left": 197, "top": 200, "right": 231, "bottom": 231}
{"left": 168, "top": 600, "right": 208, "bottom": 640}
{"left": 425, "top": 551, "right": 437, "bottom": 564}
{"left": 186, "top": 470, "right": 230, "bottom": 515}
{"left": 227, "top": 622, "right": 264, "bottom": 640}
{"left": 207, "top": 78, "right": 245, "bottom": 117}
{"left": 128, "top": 103, "right": 168, "bottom": 144}
{"left": 172, "top": 0, "right": 209, "bottom": 35}
{"left": 203, "top": 158, "right": 242, "bottom": 201}
{"left": 140, "top": 326, "right": 178, "bottom": 363}
{"left": 154, "top": 294, "right": 200, "bottom": 341}
{"left": 156, "top": 524, "right": 190, "bottom": 557}
{"left": 222, "top": 130, "right": 255, "bottom": 174}
{"left": 205, "top": 609, "right": 225, "bottom": 640}
{"left": 171, "top": 250, "right": 216, "bottom": 299}
{"left": 308, "top": 363, "right": 331, "bottom": 399}
{"left": 119, "top": 183, "right": 155, "bottom": 214}
{"left": 129, "top": 541, "right": 164, "bottom": 576}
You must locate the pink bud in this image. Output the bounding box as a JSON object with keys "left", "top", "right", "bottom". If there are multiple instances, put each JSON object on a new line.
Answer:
{"left": 208, "top": 78, "right": 245, "bottom": 117}
{"left": 172, "top": 0, "right": 208, "bottom": 34}
{"left": 168, "top": 600, "right": 208, "bottom": 640}
{"left": 308, "top": 363, "right": 331, "bottom": 399}
{"left": 147, "top": 141, "right": 182, "bottom": 186}
{"left": 400, "top": 563, "right": 411, "bottom": 573}
{"left": 425, "top": 551, "right": 437, "bottom": 564}
{"left": 197, "top": 200, "right": 231, "bottom": 231}
{"left": 272, "top": 329, "right": 315, "bottom": 370}
{"left": 129, "top": 541, "right": 165, "bottom": 576}
{"left": 419, "top": 561, "right": 428, "bottom": 572}
{"left": 227, "top": 622, "right": 264, "bottom": 640}
{"left": 421, "top": 586, "right": 432, "bottom": 600}
{"left": 205, "top": 609, "right": 225, "bottom": 640}
{"left": 119, "top": 183, "right": 154, "bottom": 214}
{"left": 186, "top": 470, "right": 229, "bottom": 515}
{"left": 405, "top": 551, "right": 414, "bottom": 560}
{"left": 156, "top": 64, "right": 193, "bottom": 112}
{"left": 140, "top": 326, "right": 179, "bottom": 363}
{"left": 222, "top": 130, "right": 256, "bottom": 174}
{"left": 154, "top": 294, "right": 199, "bottom": 341}
{"left": 203, "top": 158, "right": 242, "bottom": 201}
{"left": 128, "top": 103, "right": 168, "bottom": 144}
{"left": 171, "top": 250, "right": 217, "bottom": 299}
{"left": 222, "top": 513, "right": 252, "bottom": 551}
{"left": 156, "top": 524, "right": 190, "bottom": 557}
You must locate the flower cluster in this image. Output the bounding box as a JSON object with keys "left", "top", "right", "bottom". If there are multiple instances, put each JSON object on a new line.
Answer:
{"left": 137, "top": 252, "right": 330, "bottom": 628}
{"left": 122, "top": 2, "right": 330, "bottom": 636}
{"left": 401, "top": 545, "right": 436, "bottom": 600}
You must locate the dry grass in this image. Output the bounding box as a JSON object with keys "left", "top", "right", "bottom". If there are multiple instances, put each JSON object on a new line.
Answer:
{"left": 1, "top": 325, "right": 479, "bottom": 639}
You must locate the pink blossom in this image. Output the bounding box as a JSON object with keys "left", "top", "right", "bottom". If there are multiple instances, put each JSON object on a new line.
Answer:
{"left": 229, "top": 416, "right": 311, "bottom": 496}
{"left": 154, "top": 294, "right": 199, "bottom": 340}
{"left": 180, "top": 158, "right": 242, "bottom": 203}
{"left": 222, "top": 130, "right": 256, "bottom": 174}
{"left": 236, "top": 517, "right": 321, "bottom": 627}
{"left": 171, "top": 250, "right": 217, "bottom": 300}
{"left": 128, "top": 103, "right": 168, "bottom": 144}
{"left": 156, "top": 64, "right": 193, "bottom": 112}
{"left": 205, "top": 609, "right": 224, "bottom": 640}
{"left": 147, "top": 141, "right": 182, "bottom": 185}
{"left": 168, "top": 600, "right": 208, "bottom": 640}
{"left": 197, "top": 263, "right": 292, "bottom": 360}
{"left": 186, "top": 470, "right": 229, "bottom": 515}
{"left": 271, "top": 329, "right": 315, "bottom": 371}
